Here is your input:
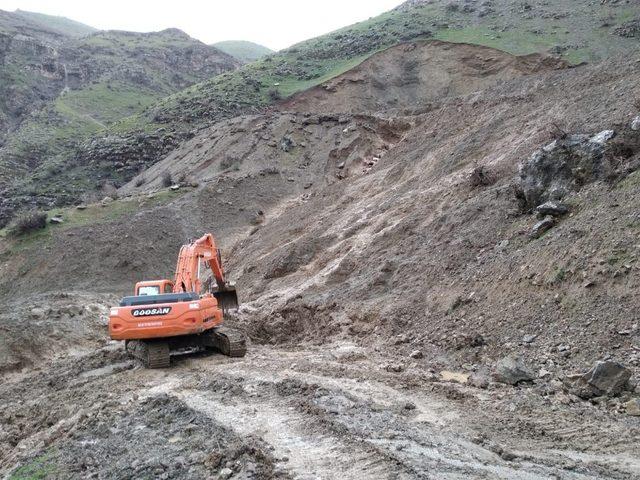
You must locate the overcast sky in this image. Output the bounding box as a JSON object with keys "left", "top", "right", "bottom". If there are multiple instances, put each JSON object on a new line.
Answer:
{"left": 0, "top": 0, "right": 403, "bottom": 50}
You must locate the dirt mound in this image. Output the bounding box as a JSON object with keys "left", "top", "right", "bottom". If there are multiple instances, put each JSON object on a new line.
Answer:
{"left": 279, "top": 40, "right": 568, "bottom": 114}
{"left": 0, "top": 292, "right": 115, "bottom": 373}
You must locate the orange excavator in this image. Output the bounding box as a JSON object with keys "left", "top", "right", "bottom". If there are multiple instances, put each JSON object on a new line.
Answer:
{"left": 108, "top": 233, "right": 246, "bottom": 368}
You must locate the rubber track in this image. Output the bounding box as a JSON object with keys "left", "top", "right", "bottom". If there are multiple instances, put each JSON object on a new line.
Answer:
{"left": 126, "top": 340, "right": 170, "bottom": 368}
{"left": 211, "top": 326, "right": 247, "bottom": 357}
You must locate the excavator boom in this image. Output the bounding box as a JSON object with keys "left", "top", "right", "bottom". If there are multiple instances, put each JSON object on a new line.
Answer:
{"left": 173, "top": 233, "right": 239, "bottom": 312}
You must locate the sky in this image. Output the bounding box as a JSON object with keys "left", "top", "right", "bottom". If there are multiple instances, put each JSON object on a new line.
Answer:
{"left": 0, "top": 0, "right": 403, "bottom": 50}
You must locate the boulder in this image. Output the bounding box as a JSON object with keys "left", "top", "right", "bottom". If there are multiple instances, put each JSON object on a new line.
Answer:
{"left": 492, "top": 355, "right": 535, "bottom": 385}
{"left": 632, "top": 116, "right": 640, "bottom": 131}
{"left": 519, "top": 131, "right": 615, "bottom": 209}
{"left": 535, "top": 201, "right": 568, "bottom": 217}
{"left": 280, "top": 136, "right": 295, "bottom": 152}
{"left": 530, "top": 215, "right": 555, "bottom": 239}
{"left": 625, "top": 398, "right": 640, "bottom": 416}
{"left": 30, "top": 307, "right": 45, "bottom": 319}
{"left": 571, "top": 360, "right": 632, "bottom": 398}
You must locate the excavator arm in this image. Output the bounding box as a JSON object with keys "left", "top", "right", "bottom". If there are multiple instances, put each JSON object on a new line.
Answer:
{"left": 173, "top": 233, "right": 238, "bottom": 311}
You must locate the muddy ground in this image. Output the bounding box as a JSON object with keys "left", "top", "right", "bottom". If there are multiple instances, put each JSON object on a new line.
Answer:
{"left": 1, "top": 338, "right": 638, "bottom": 479}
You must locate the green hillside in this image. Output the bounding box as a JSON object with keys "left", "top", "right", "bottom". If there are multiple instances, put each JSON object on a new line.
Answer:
{"left": 3, "top": 0, "right": 640, "bottom": 226}
{"left": 13, "top": 9, "right": 97, "bottom": 37}
{"left": 212, "top": 40, "right": 274, "bottom": 62}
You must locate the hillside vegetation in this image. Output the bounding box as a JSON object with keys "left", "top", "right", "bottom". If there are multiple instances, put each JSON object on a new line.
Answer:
{"left": 3, "top": 0, "right": 640, "bottom": 226}
{"left": 12, "top": 9, "right": 97, "bottom": 37}
{"left": 212, "top": 40, "right": 274, "bottom": 62}
{"left": 0, "top": 15, "right": 240, "bottom": 226}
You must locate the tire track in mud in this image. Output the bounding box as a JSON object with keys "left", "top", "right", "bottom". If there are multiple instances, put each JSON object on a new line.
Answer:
{"left": 136, "top": 345, "right": 633, "bottom": 480}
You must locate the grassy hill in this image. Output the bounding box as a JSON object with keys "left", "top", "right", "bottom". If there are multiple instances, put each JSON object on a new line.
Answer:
{"left": 0, "top": 21, "right": 240, "bottom": 226}
{"left": 212, "top": 40, "right": 274, "bottom": 63}
{"left": 13, "top": 9, "right": 97, "bottom": 37}
{"left": 3, "top": 0, "right": 640, "bottom": 226}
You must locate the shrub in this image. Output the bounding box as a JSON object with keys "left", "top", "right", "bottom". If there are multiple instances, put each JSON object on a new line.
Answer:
{"left": 267, "top": 88, "right": 282, "bottom": 101}
{"left": 469, "top": 164, "right": 496, "bottom": 187}
{"left": 161, "top": 172, "right": 173, "bottom": 187}
{"left": 9, "top": 211, "right": 47, "bottom": 236}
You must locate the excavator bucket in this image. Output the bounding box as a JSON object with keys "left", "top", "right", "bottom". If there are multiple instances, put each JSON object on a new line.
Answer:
{"left": 213, "top": 283, "right": 239, "bottom": 312}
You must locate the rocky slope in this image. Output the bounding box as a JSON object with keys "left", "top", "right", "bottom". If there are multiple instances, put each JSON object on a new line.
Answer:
{"left": 4, "top": 0, "right": 640, "bottom": 229}
{"left": 0, "top": 11, "right": 241, "bottom": 227}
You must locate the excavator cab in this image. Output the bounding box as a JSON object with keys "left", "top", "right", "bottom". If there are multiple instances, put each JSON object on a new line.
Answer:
{"left": 135, "top": 280, "right": 174, "bottom": 296}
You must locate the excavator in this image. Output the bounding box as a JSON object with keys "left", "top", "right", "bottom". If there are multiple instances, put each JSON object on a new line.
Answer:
{"left": 108, "top": 233, "right": 246, "bottom": 368}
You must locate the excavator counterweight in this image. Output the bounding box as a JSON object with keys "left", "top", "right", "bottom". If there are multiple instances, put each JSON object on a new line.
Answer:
{"left": 108, "top": 233, "right": 246, "bottom": 367}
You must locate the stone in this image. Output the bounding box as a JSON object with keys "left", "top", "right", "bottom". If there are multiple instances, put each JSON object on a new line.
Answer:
{"left": 535, "top": 201, "right": 568, "bottom": 217}
{"left": 590, "top": 130, "right": 615, "bottom": 144}
{"left": 440, "top": 371, "right": 470, "bottom": 384}
{"left": 30, "top": 307, "right": 45, "bottom": 319}
{"left": 49, "top": 216, "right": 64, "bottom": 224}
{"left": 280, "top": 136, "right": 295, "bottom": 152}
{"left": 409, "top": 350, "right": 423, "bottom": 359}
{"left": 492, "top": 355, "right": 535, "bottom": 385}
{"left": 76, "top": 204, "right": 87, "bottom": 210}
{"left": 530, "top": 215, "right": 555, "bottom": 239}
{"left": 101, "top": 196, "right": 114, "bottom": 204}
{"left": 170, "top": 185, "right": 180, "bottom": 191}
{"left": 469, "top": 371, "right": 490, "bottom": 389}
{"left": 631, "top": 116, "right": 640, "bottom": 131}
{"left": 522, "top": 334, "right": 537, "bottom": 344}
{"left": 218, "top": 467, "right": 233, "bottom": 479}
{"left": 385, "top": 363, "right": 404, "bottom": 373}
{"left": 538, "top": 368, "right": 552, "bottom": 378}
{"left": 578, "top": 361, "right": 631, "bottom": 397}
{"left": 519, "top": 132, "right": 615, "bottom": 208}
{"left": 624, "top": 398, "right": 640, "bottom": 416}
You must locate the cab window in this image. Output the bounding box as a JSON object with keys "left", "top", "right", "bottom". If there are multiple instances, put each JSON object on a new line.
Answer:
{"left": 138, "top": 286, "right": 160, "bottom": 296}
{"left": 164, "top": 284, "right": 173, "bottom": 293}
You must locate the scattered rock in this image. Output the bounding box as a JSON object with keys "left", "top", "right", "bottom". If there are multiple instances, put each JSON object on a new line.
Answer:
{"left": 468, "top": 370, "right": 490, "bottom": 389}
{"left": 440, "top": 371, "right": 470, "bottom": 384}
{"left": 522, "top": 334, "right": 537, "bottom": 344}
{"left": 530, "top": 215, "right": 555, "bottom": 239}
{"left": 219, "top": 467, "right": 233, "bottom": 479}
{"left": 49, "top": 216, "right": 64, "bottom": 224}
{"left": 101, "top": 197, "right": 114, "bottom": 205}
{"left": 385, "top": 363, "right": 405, "bottom": 373}
{"left": 631, "top": 116, "right": 640, "bottom": 131}
{"left": 492, "top": 355, "right": 535, "bottom": 385}
{"left": 76, "top": 204, "right": 87, "bottom": 210}
{"left": 170, "top": 185, "right": 180, "bottom": 191}
{"left": 30, "top": 307, "right": 45, "bottom": 319}
{"left": 519, "top": 131, "right": 616, "bottom": 208}
{"left": 535, "top": 201, "right": 568, "bottom": 217}
{"left": 571, "top": 360, "right": 632, "bottom": 398}
{"left": 280, "top": 136, "right": 295, "bottom": 152}
{"left": 538, "top": 368, "right": 552, "bottom": 378}
{"left": 409, "top": 349, "right": 423, "bottom": 359}
{"left": 624, "top": 398, "right": 640, "bottom": 416}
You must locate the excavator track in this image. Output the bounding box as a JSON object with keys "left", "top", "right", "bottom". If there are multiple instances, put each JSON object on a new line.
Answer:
{"left": 125, "top": 340, "right": 171, "bottom": 368}
{"left": 206, "top": 326, "right": 247, "bottom": 357}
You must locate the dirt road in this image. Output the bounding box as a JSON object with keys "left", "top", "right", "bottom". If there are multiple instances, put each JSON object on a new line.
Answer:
{"left": 2, "top": 342, "right": 638, "bottom": 479}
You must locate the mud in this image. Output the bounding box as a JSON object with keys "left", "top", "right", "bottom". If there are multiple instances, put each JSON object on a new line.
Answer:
{"left": 1, "top": 343, "right": 638, "bottom": 479}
